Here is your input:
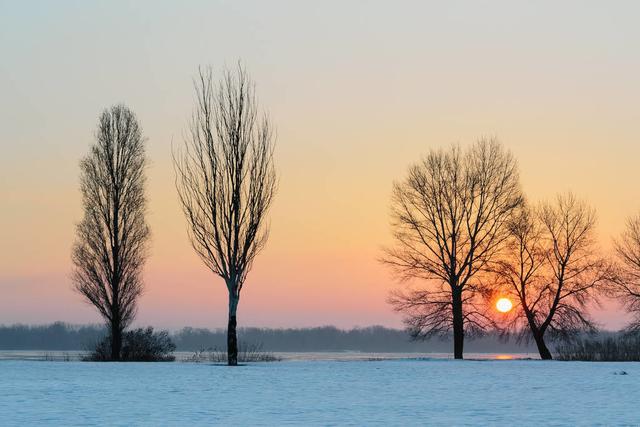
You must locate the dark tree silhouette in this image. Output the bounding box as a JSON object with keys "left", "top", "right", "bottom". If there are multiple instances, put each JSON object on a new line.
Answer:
{"left": 72, "top": 104, "right": 149, "bottom": 361}
{"left": 173, "top": 64, "right": 277, "bottom": 366}
{"left": 490, "top": 204, "right": 549, "bottom": 357}
{"left": 495, "top": 194, "right": 610, "bottom": 359}
{"left": 613, "top": 214, "right": 640, "bottom": 332}
{"left": 383, "top": 139, "right": 522, "bottom": 359}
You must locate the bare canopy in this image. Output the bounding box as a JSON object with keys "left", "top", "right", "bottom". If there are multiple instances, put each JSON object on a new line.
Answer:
{"left": 494, "top": 194, "right": 610, "bottom": 359}
{"left": 613, "top": 214, "right": 640, "bottom": 332}
{"left": 173, "top": 64, "right": 277, "bottom": 366}
{"left": 383, "top": 138, "right": 522, "bottom": 359}
{"left": 72, "top": 104, "right": 150, "bottom": 361}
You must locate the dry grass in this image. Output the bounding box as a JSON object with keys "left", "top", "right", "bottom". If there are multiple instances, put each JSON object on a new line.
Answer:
{"left": 188, "top": 342, "right": 281, "bottom": 363}
{"left": 555, "top": 334, "right": 640, "bottom": 361}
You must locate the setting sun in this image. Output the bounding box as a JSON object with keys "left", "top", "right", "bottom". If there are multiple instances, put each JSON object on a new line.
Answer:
{"left": 496, "top": 298, "right": 513, "bottom": 313}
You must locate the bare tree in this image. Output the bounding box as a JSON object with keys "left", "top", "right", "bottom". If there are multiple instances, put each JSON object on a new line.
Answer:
{"left": 495, "top": 194, "right": 610, "bottom": 359}
{"left": 72, "top": 104, "right": 149, "bottom": 361}
{"left": 613, "top": 214, "right": 640, "bottom": 332}
{"left": 491, "top": 203, "right": 551, "bottom": 358}
{"left": 383, "top": 139, "right": 522, "bottom": 359}
{"left": 173, "top": 64, "right": 277, "bottom": 366}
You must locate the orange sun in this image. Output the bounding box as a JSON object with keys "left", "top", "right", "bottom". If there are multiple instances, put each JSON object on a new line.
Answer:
{"left": 496, "top": 298, "right": 513, "bottom": 313}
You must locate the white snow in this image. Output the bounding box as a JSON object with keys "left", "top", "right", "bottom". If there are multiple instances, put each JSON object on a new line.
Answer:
{"left": 0, "top": 359, "right": 638, "bottom": 425}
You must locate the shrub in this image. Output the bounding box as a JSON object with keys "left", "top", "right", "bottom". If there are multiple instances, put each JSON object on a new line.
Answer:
{"left": 85, "top": 327, "right": 176, "bottom": 362}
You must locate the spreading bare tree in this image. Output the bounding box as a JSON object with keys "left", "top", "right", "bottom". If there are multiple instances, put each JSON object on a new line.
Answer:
{"left": 494, "top": 194, "right": 610, "bottom": 359}
{"left": 490, "top": 204, "right": 548, "bottom": 357}
{"left": 173, "top": 64, "right": 277, "bottom": 366}
{"left": 613, "top": 214, "right": 640, "bottom": 332}
{"left": 383, "top": 139, "right": 522, "bottom": 359}
{"left": 72, "top": 104, "right": 149, "bottom": 361}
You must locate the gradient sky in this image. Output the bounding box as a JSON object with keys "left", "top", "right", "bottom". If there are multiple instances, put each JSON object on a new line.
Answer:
{"left": 1, "top": 1, "right": 639, "bottom": 330}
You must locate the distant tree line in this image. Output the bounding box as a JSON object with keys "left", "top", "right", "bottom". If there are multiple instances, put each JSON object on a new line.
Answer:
{"left": 0, "top": 323, "right": 541, "bottom": 353}
{"left": 0, "top": 323, "right": 106, "bottom": 350}
{"left": 171, "top": 325, "right": 537, "bottom": 353}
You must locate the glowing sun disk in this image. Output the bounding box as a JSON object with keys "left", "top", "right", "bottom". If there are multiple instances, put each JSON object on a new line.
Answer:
{"left": 496, "top": 298, "right": 513, "bottom": 313}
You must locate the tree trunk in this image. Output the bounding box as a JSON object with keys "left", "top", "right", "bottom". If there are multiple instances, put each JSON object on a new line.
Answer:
{"left": 227, "top": 294, "right": 239, "bottom": 366}
{"left": 526, "top": 314, "right": 553, "bottom": 360}
{"left": 111, "top": 322, "right": 122, "bottom": 361}
{"left": 452, "top": 288, "right": 464, "bottom": 360}
{"left": 533, "top": 330, "right": 553, "bottom": 360}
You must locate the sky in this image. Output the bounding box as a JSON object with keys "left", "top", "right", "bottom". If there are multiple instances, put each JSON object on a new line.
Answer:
{"left": 1, "top": 1, "right": 639, "bottom": 330}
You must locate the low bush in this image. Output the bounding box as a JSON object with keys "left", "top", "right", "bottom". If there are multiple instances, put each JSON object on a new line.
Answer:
{"left": 555, "top": 334, "right": 640, "bottom": 361}
{"left": 85, "top": 327, "right": 176, "bottom": 362}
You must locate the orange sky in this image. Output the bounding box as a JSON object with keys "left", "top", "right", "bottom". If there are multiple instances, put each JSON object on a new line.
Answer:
{"left": 1, "top": 1, "right": 639, "bottom": 329}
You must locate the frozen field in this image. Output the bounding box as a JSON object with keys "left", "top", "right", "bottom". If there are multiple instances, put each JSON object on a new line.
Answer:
{"left": 1, "top": 358, "right": 638, "bottom": 426}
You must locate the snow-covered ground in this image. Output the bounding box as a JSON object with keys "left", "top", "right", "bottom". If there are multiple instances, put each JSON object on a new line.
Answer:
{"left": 0, "top": 359, "right": 638, "bottom": 426}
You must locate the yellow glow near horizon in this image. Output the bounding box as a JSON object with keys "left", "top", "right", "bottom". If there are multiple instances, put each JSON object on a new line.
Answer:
{"left": 496, "top": 298, "right": 513, "bottom": 313}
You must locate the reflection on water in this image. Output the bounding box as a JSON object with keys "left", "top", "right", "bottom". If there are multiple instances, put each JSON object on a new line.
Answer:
{"left": 495, "top": 354, "right": 516, "bottom": 360}
{"left": 0, "top": 350, "right": 539, "bottom": 362}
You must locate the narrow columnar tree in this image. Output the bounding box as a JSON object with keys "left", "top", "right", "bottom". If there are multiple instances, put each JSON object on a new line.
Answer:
{"left": 72, "top": 104, "right": 149, "bottom": 361}
{"left": 613, "top": 214, "right": 640, "bottom": 332}
{"left": 383, "top": 138, "right": 523, "bottom": 359}
{"left": 495, "top": 194, "right": 610, "bottom": 359}
{"left": 173, "top": 64, "right": 277, "bottom": 366}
